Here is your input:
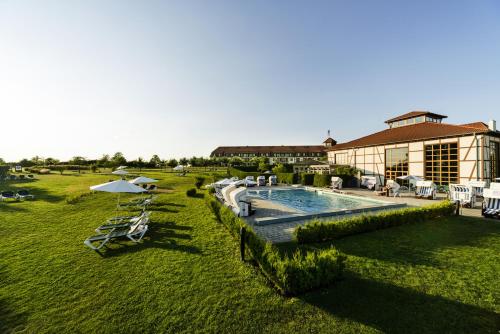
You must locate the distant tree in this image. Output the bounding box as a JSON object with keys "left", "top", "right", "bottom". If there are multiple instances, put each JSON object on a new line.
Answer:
{"left": 136, "top": 157, "right": 145, "bottom": 171}
{"left": 89, "top": 164, "right": 98, "bottom": 173}
{"left": 31, "top": 156, "right": 43, "bottom": 166}
{"left": 258, "top": 161, "right": 270, "bottom": 173}
{"left": 44, "top": 157, "right": 59, "bottom": 165}
{"left": 179, "top": 157, "right": 188, "bottom": 165}
{"left": 167, "top": 159, "right": 178, "bottom": 168}
{"left": 69, "top": 156, "right": 87, "bottom": 173}
{"left": 98, "top": 154, "right": 110, "bottom": 168}
{"left": 19, "top": 158, "right": 34, "bottom": 167}
{"left": 111, "top": 152, "right": 127, "bottom": 167}
{"left": 272, "top": 164, "right": 286, "bottom": 174}
{"left": 52, "top": 165, "right": 66, "bottom": 175}
{"left": 229, "top": 157, "right": 243, "bottom": 166}
{"left": 149, "top": 155, "right": 162, "bottom": 168}
{"left": 0, "top": 158, "right": 5, "bottom": 165}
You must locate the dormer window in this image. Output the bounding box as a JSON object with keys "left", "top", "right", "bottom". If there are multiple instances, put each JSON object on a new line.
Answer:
{"left": 386, "top": 111, "right": 447, "bottom": 128}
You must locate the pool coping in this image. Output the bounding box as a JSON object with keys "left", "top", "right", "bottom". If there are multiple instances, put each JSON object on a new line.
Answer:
{"left": 246, "top": 186, "right": 407, "bottom": 226}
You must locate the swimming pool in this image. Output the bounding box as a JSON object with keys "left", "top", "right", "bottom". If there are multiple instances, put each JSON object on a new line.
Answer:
{"left": 245, "top": 187, "right": 405, "bottom": 225}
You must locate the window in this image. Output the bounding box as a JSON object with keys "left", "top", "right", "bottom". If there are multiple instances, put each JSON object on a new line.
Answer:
{"left": 415, "top": 116, "right": 423, "bottom": 123}
{"left": 491, "top": 142, "right": 499, "bottom": 179}
{"left": 335, "top": 153, "right": 348, "bottom": 165}
{"left": 385, "top": 148, "right": 408, "bottom": 182}
{"left": 425, "top": 143, "right": 459, "bottom": 185}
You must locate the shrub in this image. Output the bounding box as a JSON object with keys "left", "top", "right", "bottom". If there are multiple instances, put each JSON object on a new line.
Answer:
{"left": 205, "top": 196, "right": 345, "bottom": 295}
{"left": 208, "top": 187, "right": 216, "bottom": 194}
{"left": 276, "top": 173, "right": 297, "bottom": 184}
{"left": 313, "top": 174, "right": 331, "bottom": 188}
{"left": 194, "top": 176, "right": 205, "bottom": 189}
{"left": 295, "top": 200, "right": 456, "bottom": 243}
{"left": 0, "top": 165, "right": 10, "bottom": 181}
{"left": 186, "top": 188, "right": 197, "bottom": 197}
{"left": 300, "top": 173, "right": 315, "bottom": 185}
{"left": 228, "top": 167, "right": 260, "bottom": 180}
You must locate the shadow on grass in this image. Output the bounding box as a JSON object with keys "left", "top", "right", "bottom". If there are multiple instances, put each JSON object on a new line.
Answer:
{"left": 151, "top": 207, "right": 180, "bottom": 213}
{"left": 102, "top": 224, "right": 201, "bottom": 258}
{"left": 159, "top": 202, "right": 186, "bottom": 208}
{"left": 301, "top": 272, "right": 498, "bottom": 334}
{"left": 0, "top": 271, "right": 28, "bottom": 333}
{"left": 2, "top": 183, "right": 65, "bottom": 203}
{"left": 0, "top": 202, "right": 28, "bottom": 212}
{"left": 153, "top": 220, "right": 193, "bottom": 231}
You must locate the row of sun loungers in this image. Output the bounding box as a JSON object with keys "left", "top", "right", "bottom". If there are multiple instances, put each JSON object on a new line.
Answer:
{"left": 0, "top": 190, "right": 35, "bottom": 201}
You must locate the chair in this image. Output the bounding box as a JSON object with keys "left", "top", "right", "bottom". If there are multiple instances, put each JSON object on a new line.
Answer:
{"left": 96, "top": 211, "right": 151, "bottom": 232}
{"left": 146, "top": 184, "right": 157, "bottom": 191}
{"left": 386, "top": 180, "right": 401, "bottom": 197}
{"left": 482, "top": 187, "right": 500, "bottom": 218}
{"left": 268, "top": 175, "right": 277, "bottom": 186}
{"left": 331, "top": 177, "right": 343, "bottom": 190}
{"left": 415, "top": 181, "right": 437, "bottom": 199}
{"left": 467, "top": 180, "right": 487, "bottom": 198}
{"left": 449, "top": 184, "right": 475, "bottom": 207}
{"left": 84, "top": 216, "right": 149, "bottom": 252}
{"left": 16, "top": 189, "right": 35, "bottom": 200}
{"left": 361, "top": 176, "right": 377, "bottom": 190}
{"left": 0, "top": 191, "right": 17, "bottom": 201}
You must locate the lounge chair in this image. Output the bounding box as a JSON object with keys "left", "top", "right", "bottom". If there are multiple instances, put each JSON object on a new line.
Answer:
{"left": 415, "top": 181, "right": 437, "bottom": 199}
{"left": 146, "top": 184, "right": 157, "bottom": 191}
{"left": 256, "top": 176, "right": 266, "bottom": 187}
{"left": 268, "top": 175, "right": 277, "bottom": 186}
{"left": 84, "top": 216, "right": 149, "bottom": 252}
{"left": 467, "top": 180, "right": 486, "bottom": 198}
{"left": 96, "top": 211, "right": 151, "bottom": 232}
{"left": 449, "top": 184, "right": 475, "bottom": 207}
{"left": 16, "top": 189, "right": 35, "bottom": 200}
{"left": 386, "top": 180, "right": 401, "bottom": 197}
{"left": 331, "top": 177, "right": 343, "bottom": 190}
{"left": 361, "top": 176, "right": 377, "bottom": 190}
{"left": 0, "top": 191, "right": 18, "bottom": 201}
{"left": 482, "top": 187, "right": 500, "bottom": 218}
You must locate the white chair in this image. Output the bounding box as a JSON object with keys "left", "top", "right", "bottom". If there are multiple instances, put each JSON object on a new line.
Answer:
{"left": 331, "top": 176, "right": 343, "bottom": 190}
{"left": 467, "top": 180, "right": 487, "bottom": 198}
{"left": 361, "top": 176, "right": 377, "bottom": 190}
{"left": 268, "top": 175, "right": 277, "bottom": 186}
{"left": 415, "top": 181, "right": 437, "bottom": 199}
{"left": 449, "top": 184, "right": 475, "bottom": 207}
{"left": 482, "top": 187, "right": 500, "bottom": 218}
{"left": 386, "top": 180, "right": 401, "bottom": 197}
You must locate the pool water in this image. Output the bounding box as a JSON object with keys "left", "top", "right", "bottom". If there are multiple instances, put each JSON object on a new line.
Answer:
{"left": 246, "top": 188, "right": 382, "bottom": 213}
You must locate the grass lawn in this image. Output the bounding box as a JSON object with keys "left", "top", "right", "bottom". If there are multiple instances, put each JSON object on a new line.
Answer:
{"left": 1, "top": 172, "right": 499, "bottom": 333}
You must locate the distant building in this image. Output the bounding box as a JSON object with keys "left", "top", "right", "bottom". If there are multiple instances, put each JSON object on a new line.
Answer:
{"left": 292, "top": 160, "right": 332, "bottom": 174}
{"left": 210, "top": 136, "right": 334, "bottom": 165}
{"left": 327, "top": 111, "right": 500, "bottom": 186}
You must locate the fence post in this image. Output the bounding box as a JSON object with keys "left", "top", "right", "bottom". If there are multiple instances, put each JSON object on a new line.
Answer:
{"left": 240, "top": 226, "right": 246, "bottom": 261}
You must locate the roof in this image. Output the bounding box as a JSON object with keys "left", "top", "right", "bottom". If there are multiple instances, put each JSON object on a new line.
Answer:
{"left": 385, "top": 111, "right": 448, "bottom": 124}
{"left": 328, "top": 121, "right": 495, "bottom": 151}
{"left": 323, "top": 137, "right": 337, "bottom": 144}
{"left": 211, "top": 145, "right": 326, "bottom": 156}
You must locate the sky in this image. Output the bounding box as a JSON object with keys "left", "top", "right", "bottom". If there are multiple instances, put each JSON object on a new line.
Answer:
{"left": 1, "top": 0, "right": 500, "bottom": 162}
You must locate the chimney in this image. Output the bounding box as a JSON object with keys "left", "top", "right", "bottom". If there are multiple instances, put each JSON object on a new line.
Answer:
{"left": 489, "top": 120, "right": 497, "bottom": 131}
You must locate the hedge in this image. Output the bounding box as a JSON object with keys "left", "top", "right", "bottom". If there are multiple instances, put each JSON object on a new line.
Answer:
{"left": 300, "top": 173, "right": 315, "bottom": 185}
{"left": 228, "top": 167, "right": 260, "bottom": 180}
{"left": 313, "top": 174, "right": 331, "bottom": 188}
{"left": 295, "top": 200, "right": 456, "bottom": 243}
{"left": 276, "top": 172, "right": 297, "bottom": 184}
{"left": 205, "top": 196, "right": 345, "bottom": 295}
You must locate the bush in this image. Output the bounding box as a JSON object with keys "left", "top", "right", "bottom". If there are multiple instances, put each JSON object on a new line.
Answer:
{"left": 295, "top": 200, "right": 456, "bottom": 243}
{"left": 276, "top": 172, "right": 297, "bottom": 184}
{"left": 228, "top": 167, "right": 260, "bottom": 180}
{"left": 205, "top": 196, "right": 345, "bottom": 295}
{"left": 208, "top": 187, "right": 216, "bottom": 194}
{"left": 194, "top": 176, "right": 205, "bottom": 189}
{"left": 186, "top": 188, "right": 197, "bottom": 197}
{"left": 313, "top": 174, "right": 331, "bottom": 188}
{"left": 300, "top": 173, "right": 315, "bottom": 185}
{"left": 0, "top": 166, "right": 10, "bottom": 181}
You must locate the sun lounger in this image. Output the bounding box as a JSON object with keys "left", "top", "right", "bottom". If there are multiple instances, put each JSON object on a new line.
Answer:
{"left": 16, "top": 189, "right": 35, "bottom": 200}
{"left": 386, "top": 180, "right": 401, "bottom": 197}
{"left": 449, "top": 184, "right": 475, "bottom": 207}
{"left": 467, "top": 180, "right": 486, "bottom": 198}
{"left": 0, "top": 191, "right": 18, "bottom": 201}
{"left": 331, "top": 177, "right": 343, "bottom": 190}
{"left": 268, "top": 175, "right": 277, "bottom": 186}
{"left": 256, "top": 176, "right": 266, "bottom": 186}
{"left": 482, "top": 187, "right": 500, "bottom": 218}
{"left": 96, "top": 211, "right": 151, "bottom": 232}
{"left": 84, "top": 216, "right": 149, "bottom": 252}
{"left": 415, "top": 181, "right": 437, "bottom": 199}
{"left": 361, "top": 176, "right": 377, "bottom": 190}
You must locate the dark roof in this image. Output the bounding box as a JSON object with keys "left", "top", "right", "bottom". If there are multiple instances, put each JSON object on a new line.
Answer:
{"left": 385, "top": 111, "right": 448, "bottom": 124}
{"left": 211, "top": 145, "right": 326, "bottom": 156}
{"left": 328, "top": 121, "right": 494, "bottom": 151}
{"left": 322, "top": 137, "right": 337, "bottom": 144}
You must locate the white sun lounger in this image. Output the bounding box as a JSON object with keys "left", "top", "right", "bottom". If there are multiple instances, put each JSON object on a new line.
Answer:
{"left": 449, "top": 184, "right": 475, "bottom": 207}
{"left": 482, "top": 188, "right": 500, "bottom": 218}
{"left": 386, "top": 180, "right": 401, "bottom": 197}
{"left": 331, "top": 177, "right": 343, "bottom": 190}
{"left": 415, "top": 181, "right": 437, "bottom": 199}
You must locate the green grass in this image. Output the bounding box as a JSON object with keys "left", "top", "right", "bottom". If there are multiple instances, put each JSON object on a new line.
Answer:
{"left": 1, "top": 172, "right": 499, "bottom": 333}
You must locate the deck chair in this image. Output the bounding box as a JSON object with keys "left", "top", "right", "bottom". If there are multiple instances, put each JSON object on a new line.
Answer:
{"left": 386, "top": 180, "right": 401, "bottom": 197}
{"left": 482, "top": 188, "right": 500, "bottom": 218}
{"left": 331, "top": 177, "right": 343, "bottom": 190}
{"left": 449, "top": 184, "right": 475, "bottom": 207}
{"left": 415, "top": 181, "right": 437, "bottom": 199}
{"left": 361, "top": 176, "right": 377, "bottom": 190}
{"left": 467, "top": 180, "right": 487, "bottom": 198}
{"left": 97, "top": 211, "right": 151, "bottom": 232}
{"left": 16, "top": 189, "right": 35, "bottom": 200}
{"left": 84, "top": 216, "right": 149, "bottom": 252}
{"left": 0, "top": 191, "right": 18, "bottom": 201}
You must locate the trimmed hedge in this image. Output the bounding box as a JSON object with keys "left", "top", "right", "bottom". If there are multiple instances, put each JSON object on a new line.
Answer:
{"left": 276, "top": 172, "right": 297, "bottom": 185}
{"left": 300, "top": 173, "right": 315, "bottom": 186}
{"left": 228, "top": 167, "right": 260, "bottom": 180}
{"left": 205, "top": 196, "right": 345, "bottom": 295}
{"left": 313, "top": 174, "right": 331, "bottom": 188}
{"left": 295, "top": 200, "right": 456, "bottom": 243}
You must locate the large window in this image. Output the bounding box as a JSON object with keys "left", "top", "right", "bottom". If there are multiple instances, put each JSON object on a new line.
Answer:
{"left": 425, "top": 143, "right": 458, "bottom": 185}
{"left": 385, "top": 148, "right": 408, "bottom": 181}
{"left": 492, "top": 142, "right": 499, "bottom": 179}
{"left": 334, "top": 153, "right": 348, "bottom": 165}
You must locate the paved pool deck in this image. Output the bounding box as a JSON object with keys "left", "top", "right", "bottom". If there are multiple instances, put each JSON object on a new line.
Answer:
{"left": 243, "top": 186, "right": 483, "bottom": 244}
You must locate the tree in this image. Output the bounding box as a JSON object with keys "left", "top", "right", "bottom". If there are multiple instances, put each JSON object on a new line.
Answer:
{"left": 98, "top": 154, "right": 110, "bottom": 168}
{"left": 19, "top": 158, "right": 34, "bottom": 167}
{"left": 52, "top": 165, "right": 66, "bottom": 175}
{"left": 179, "top": 157, "right": 188, "bottom": 165}
{"left": 149, "top": 155, "right": 162, "bottom": 168}
{"left": 31, "top": 156, "right": 43, "bottom": 166}
{"left": 0, "top": 158, "right": 5, "bottom": 165}
{"left": 111, "top": 152, "right": 127, "bottom": 167}
{"left": 136, "top": 157, "right": 145, "bottom": 171}
{"left": 229, "top": 157, "right": 243, "bottom": 166}
{"left": 272, "top": 163, "right": 286, "bottom": 174}
{"left": 167, "top": 159, "right": 178, "bottom": 168}
{"left": 44, "top": 157, "right": 59, "bottom": 166}
{"left": 69, "top": 156, "right": 87, "bottom": 173}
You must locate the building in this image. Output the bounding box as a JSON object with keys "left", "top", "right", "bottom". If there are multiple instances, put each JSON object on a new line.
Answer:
{"left": 211, "top": 137, "right": 334, "bottom": 165}
{"left": 292, "top": 159, "right": 332, "bottom": 174}
{"left": 327, "top": 111, "right": 500, "bottom": 186}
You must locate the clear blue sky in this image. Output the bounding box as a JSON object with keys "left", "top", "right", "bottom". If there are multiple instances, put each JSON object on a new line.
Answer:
{"left": 1, "top": 0, "right": 499, "bottom": 162}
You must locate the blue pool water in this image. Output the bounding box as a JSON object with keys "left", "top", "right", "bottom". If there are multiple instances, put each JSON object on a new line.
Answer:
{"left": 246, "top": 188, "right": 381, "bottom": 213}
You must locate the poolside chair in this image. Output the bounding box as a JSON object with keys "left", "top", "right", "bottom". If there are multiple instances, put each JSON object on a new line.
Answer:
{"left": 331, "top": 177, "right": 343, "bottom": 190}
{"left": 84, "top": 216, "right": 149, "bottom": 252}
{"left": 449, "top": 184, "right": 475, "bottom": 207}
{"left": 415, "top": 181, "right": 437, "bottom": 200}
{"left": 467, "top": 180, "right": 487, "bottom": 198}
{"left": 482, "top": 188, "right": 500, "bottom": 218}
{"left": 256, "top": 176, "right": 266, "bottom": 187}
{"left": 96, "top": 211, "right": 151, "bottom": 232}
{"left": 361, "top": 176, "right": 377, "bottom": 190}
{"left": 386, "top": 180, "right": 401, "bottom": 197}
{"left": 16, "top": 189, "right": 35, "bottom": 200}
{"left": 0, "top": 191, "right": 18, "bottom": 201}
{"left": 268, "top": 175, "right": 277, "bottom": 186}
